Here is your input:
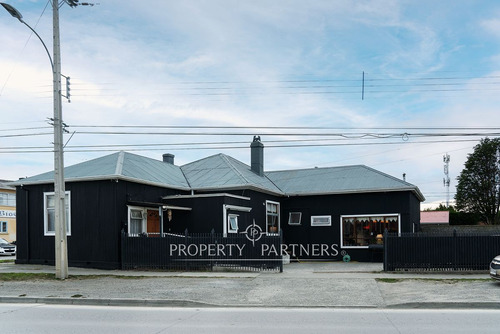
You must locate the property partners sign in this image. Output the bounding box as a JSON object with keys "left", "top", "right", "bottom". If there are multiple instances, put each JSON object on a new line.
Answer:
{"left": 168, "top": 222, "right": 342, "bottom": 260}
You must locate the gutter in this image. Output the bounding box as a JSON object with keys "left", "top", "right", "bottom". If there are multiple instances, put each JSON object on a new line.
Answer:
{"left": 283, "top": 187, "right": 426, "bottom": 202}
{"left": 8, "top": 175, "right": 192, "bottom": 193}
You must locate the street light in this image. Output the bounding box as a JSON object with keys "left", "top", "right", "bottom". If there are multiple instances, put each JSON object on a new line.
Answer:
{"left": 0, "top": 3, "right": 53, "bottom": 69}
{"left": 1, "top": 2, "right": 68, "bottom": 279}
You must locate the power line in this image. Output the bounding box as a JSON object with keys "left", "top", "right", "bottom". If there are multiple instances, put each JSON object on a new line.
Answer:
{"left": 1, "top": 126, "right": 498, "bottom": 147}
{"left": 60, "top": 130, "right": 500, "bottom": 139}
{"left": 56, "top": 124, "right": 500, "bottom": 138}
{"left": 68, "top": 124, "right": 500, "bottom": 130}
{"left": 0, "top": 132, "right": 52, "bottom": 138}
{"left": 0, "top": 126, "right": 53, "bottom": 132}
{"left": 68, "top": 74, "right": 500, "bottom": 86}
{"left": 11, "top": 72, "right": 500, "bottom": 100}
{"left": 0, "top": 138, "right": 487, "bottom": 154}
{"left": 1, "top": 123, "right": 497, "bottom": 154}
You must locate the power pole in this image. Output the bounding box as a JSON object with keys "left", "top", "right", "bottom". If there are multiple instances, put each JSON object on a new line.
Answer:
{"left": 54, "top": 0, "right": 95, "bottom": 280}
{"left": 1, "top": 1, "right": 94, "bottom": 279}
{"left": 52, "top": 0, "right": 68, "bottom": 280}
{"left": 443, "top": 153, "right": 450, "bottom": 208}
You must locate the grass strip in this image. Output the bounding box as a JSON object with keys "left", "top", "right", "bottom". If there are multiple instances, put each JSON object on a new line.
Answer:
{"left": 376, "top": 277, "right": 491, "bottom": 284}
{"left": 0, "top": 273, "right": 56, "bottom": 281}
{"left": 0, "top": 272, "right": 168, "bottom": 281}
{"left": 0, "top": 259, "right": 15, "bottom": 264}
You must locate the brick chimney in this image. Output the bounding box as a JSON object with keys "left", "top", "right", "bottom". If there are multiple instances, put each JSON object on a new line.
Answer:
{"left": 163, "top": 153, "right": 175, "bottom": 164}
{"left": 250, "top": 136, "right": 264, "bottom": 176}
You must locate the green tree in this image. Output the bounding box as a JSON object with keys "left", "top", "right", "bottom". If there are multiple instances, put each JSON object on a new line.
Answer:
{"left": 455, "top": 138, "right": 500, "bottom": 224}
{"left": 427, "top": 204, "right": 456, "bottom": 212}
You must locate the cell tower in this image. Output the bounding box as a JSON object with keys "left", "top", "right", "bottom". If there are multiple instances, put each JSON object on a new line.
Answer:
{"left": 443, "top": 154, "right": 450, "bottom": 207}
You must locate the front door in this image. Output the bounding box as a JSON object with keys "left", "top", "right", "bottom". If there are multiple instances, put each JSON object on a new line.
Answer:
{"left": 147, "top": 209, "right": 160, "bottom": 237}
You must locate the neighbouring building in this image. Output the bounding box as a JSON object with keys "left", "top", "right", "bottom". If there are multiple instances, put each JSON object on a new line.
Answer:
{"left": 10, "top": 137, "right": 424, "bottom": 269}
{"left": 420, "top": 211, "right": 450, "bottom": 226}
{"left": 0, "top": 180, "right": 16, "bottom": 243}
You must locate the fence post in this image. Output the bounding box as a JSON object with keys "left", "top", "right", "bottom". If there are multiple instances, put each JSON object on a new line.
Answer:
{"left": 211, "top": 228, "right": 215, "bottom": 272}
{"left": 120, "top": 230, "right": 126, "bottom": 270}
{"left": 184, "top": 228, "right": 189, "bottom": 271}
{"left": 453, "top": 229, "right": 457, "bottom": 271}
{"left": 383, "top": 228, "right": 388, "bottom": 271}
{"left": 279, "top": 229, "right": 283, "bottom": 273}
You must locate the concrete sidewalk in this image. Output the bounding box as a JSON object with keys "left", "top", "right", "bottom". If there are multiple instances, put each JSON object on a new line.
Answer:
{"left": 0, "top": 261, "right": 498, "bottom": 309}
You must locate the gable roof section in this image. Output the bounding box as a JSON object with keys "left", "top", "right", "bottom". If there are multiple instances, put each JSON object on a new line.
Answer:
{"left": 10, "top": 151, "right": 190, "bottom": 190}
{"left": 180, "top": 154, "right": 283, "bottom": 194}
{"left": 266, "top": 165, "right": 425, "bottom": 201}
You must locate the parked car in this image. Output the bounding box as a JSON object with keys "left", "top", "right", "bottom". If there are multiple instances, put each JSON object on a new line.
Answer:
{"left": 0, "top": 238, "right": 16, "bottom": 256}
{"left": 490, "top": 255, "right": 500, "bottom": 281}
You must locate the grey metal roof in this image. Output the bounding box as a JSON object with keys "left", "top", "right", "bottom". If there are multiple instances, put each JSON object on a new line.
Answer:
{"left": 0, "top": 180, "right": 15, "bottom": 190}
{"left": 10, "top": 152, "right": 190, "bottom": 190}
{"left": 266, "top": 165, "right": 425, "bottom": 201}
{"left": 181, "top": 154, "right": 283, "bottom": 194}
{"left": 8, "top": 151, "right": 424, "bottom": 201}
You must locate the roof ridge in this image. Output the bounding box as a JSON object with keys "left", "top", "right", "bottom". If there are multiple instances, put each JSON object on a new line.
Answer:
{"left": 219, "top": 154, "right": 250, "bottom": 185}
{"left": 115, "top": 151, "right": 125, "bottom": 176}
{"left": 360, "top": 164, "right": 415, "bottom": 186}
{"left": 179, "top": 164, "right": 192, "bottom": 190}
{"left": 267, "top": 164, "right": 365, "bottom": 174}
{"left": 180, "top": 153, "right": 224, "bottom": 168}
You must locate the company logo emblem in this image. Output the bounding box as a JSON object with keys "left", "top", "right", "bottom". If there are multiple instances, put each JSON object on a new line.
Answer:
{"left": 241, "top": 221, "right": 264, "bottom": 246}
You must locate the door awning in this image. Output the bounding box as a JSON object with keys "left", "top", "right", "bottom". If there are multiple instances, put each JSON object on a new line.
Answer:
{"left": 127, "top": 200, "right": 192, "bottom": 211}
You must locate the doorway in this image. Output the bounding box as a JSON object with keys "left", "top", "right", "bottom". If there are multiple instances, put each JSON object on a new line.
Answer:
{"left": 146, "top": 209, "right": 160, "bottom": 237}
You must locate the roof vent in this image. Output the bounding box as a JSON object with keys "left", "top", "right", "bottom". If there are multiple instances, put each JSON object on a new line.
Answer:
{"left": 163, "top": 153, "right": 175, "bottom": 165}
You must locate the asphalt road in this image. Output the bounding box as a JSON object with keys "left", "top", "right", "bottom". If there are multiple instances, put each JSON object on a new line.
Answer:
{"left": 1, "top": 304, "right": 499, "bottom": 334}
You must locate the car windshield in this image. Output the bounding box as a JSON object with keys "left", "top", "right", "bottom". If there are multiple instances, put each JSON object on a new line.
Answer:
{"left": 0, "top": 239, "right": 9, "bottom": 245}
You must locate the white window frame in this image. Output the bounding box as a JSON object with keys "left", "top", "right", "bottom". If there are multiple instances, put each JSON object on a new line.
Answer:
{"left": 266, "top": 200, "right": 280, "bottom": 234}
{"left": 0, "top": 193, "right": 7, "bottom": 206}
{"left": 222, "top": 204, "right": 251, "bottom": 237}
{"left": 311, "top": 215, "right": 331, "bottom": 226}
{"left": 0, "top": 192, "right": 15, "bottom": 206}
{"left": 43, "top": 191, "right": 71, "bottom": 236}
{"left": 227, "top": 214, "right": 239, "bottom": 234}
{"left": 128, "top": 206, "right": 146, "bottom": 236}
{"left": 0, "top": 221, "right": 7, "bottom": 233}
{"left": 288, "top": 212, "right": 302, "bottom": 225}
{"left": 340, "top": 213, "right": 401, "bottom": 249}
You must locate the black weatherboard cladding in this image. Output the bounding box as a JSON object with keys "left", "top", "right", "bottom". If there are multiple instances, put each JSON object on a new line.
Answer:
{"left": 15, "top": 180, "right": 187, "bottom": 269}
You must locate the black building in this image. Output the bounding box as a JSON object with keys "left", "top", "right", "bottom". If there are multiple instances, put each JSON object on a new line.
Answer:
{"left": 11, "top": 137, "right": 424, "bottom": 269}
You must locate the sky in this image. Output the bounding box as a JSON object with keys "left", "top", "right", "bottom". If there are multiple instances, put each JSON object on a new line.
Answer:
{"left": 1, "top": 0, "right": 500, "bottom": 209}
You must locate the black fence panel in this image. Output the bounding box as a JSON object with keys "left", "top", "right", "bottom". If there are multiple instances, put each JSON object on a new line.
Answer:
{"left": 121, "top": 230, "right": 283, "bottom": 272}
{"left": 384, "top": 231, "right": 500, "bottom": 271}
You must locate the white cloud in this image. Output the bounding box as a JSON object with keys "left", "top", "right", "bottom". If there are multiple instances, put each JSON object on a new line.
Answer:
{"left": 481, "top": 18, "right": 500, "bottom": 38}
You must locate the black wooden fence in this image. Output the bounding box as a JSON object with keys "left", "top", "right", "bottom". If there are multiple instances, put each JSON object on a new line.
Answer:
{"left": 384, "top": 230, "right": 500, "bottom": 271}
{"left": 121, "top": 230, "right": 283, "bottom": 272}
